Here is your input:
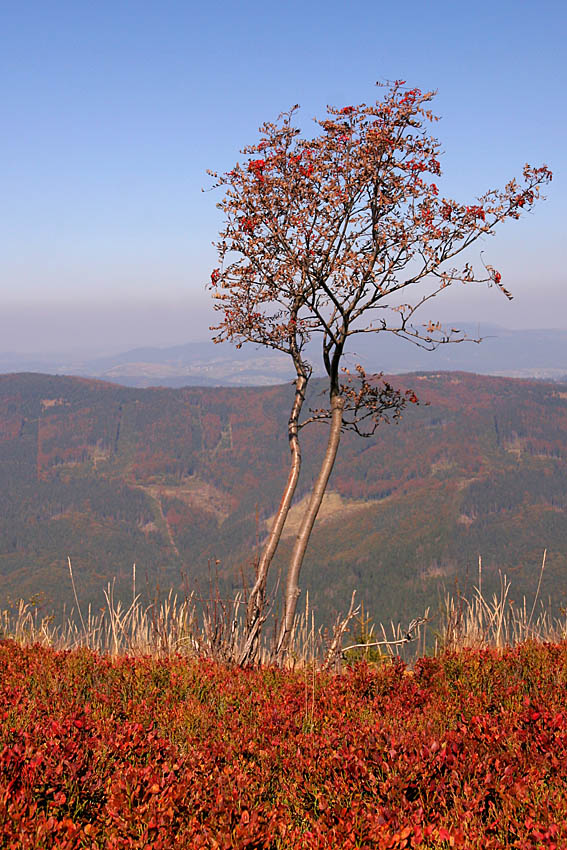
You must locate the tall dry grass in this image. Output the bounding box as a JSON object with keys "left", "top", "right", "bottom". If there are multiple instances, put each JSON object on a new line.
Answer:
{"left": 1, "top": 552, "right": 564, "bottom": 665}
{"left": 0, "top": 558, "right": 362, "bottom": 666}
{"left": 439, "top": 552, "right": 567, "bottom": 652}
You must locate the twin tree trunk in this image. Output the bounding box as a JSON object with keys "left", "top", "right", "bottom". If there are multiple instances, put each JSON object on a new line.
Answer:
{"left": 239, "top": 357, "right": 345, "bottom": 664}
{"left": 238, "top": 370, "right": 308, "bottom": 665}
{"left": 275, "top": 391, "right": 345, "bottom": 658}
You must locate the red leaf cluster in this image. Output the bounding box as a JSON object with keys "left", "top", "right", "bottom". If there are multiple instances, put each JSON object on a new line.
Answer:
{"left": 208, "top": 82, "right": 551, "bottom": 370}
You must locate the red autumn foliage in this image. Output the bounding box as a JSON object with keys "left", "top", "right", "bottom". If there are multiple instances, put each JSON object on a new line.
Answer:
{"left": 1, "top": 641, "right": 567, "bottom": 848}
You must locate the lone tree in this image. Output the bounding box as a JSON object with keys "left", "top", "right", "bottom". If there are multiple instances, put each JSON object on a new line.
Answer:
{"left": 208, "top": 81, "right": 551, "bottom": 661}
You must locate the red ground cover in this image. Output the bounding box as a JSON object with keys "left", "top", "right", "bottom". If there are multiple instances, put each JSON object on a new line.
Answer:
{"left": 1, "top": 641, "right": 566, "bottom": 848}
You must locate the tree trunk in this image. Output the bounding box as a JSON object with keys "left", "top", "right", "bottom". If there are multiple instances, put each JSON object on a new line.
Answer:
{"left": 275, "top": 391, "right": 344, "bottom": 659}
{"left": 238, "top": 370, "right": 308, "bottom": 665}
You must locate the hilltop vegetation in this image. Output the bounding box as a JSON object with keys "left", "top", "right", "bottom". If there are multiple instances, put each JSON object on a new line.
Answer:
{"left": 2, "top": 641, "right": 567, "bottom": 848}
{"left": 1, "top": 371, "right": 566, "bottom": 625}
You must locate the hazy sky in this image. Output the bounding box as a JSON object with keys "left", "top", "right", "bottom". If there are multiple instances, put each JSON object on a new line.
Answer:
{"left": 2, "top": 0, "right": 565, "bottom": 355}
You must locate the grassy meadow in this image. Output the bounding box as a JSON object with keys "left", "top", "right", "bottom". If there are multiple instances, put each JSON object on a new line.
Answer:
{"left": 1, "top": 569, "right": 567, "bottom": 849}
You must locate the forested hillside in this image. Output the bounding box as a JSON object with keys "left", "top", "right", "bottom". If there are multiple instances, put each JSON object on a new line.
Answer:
{"left": 1, "top": 371, "right": 566, "bottom": 626}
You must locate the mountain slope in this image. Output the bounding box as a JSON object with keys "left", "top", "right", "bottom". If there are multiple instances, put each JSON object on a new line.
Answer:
{"left": 1, "top": 371, "right": 566, "bottom": 626}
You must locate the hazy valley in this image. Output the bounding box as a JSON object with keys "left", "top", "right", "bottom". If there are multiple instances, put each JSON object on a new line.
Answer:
{"left": 1, "top": 370, "right": 566, "bottom": 629}
{"left": 3, "top": 325, "right": 567, "bottom": 388}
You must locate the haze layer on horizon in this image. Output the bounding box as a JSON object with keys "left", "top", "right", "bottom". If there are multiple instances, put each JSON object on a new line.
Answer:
{"left": 3, "top": 292, "right": 567, "bottom": 360}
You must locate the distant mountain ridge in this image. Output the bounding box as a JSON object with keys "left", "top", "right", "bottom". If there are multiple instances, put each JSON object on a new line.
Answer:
{"left": 2, "top": 324, "right": 567, "bottom": 387}
{"left": 1, "top": 370, "right": 566, "bottom": 628}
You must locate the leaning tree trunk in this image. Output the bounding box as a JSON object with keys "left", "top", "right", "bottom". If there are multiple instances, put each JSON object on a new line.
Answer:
{"left": 275, "top": 391, "right": 344, "bottom": 660}
{"left": 238, "top": 370, "right": 309, "bottom": 665}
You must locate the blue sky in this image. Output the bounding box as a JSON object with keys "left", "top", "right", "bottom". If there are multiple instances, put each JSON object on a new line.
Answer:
{"left": 2, "top": 0, "right": 565, "bottom": 354}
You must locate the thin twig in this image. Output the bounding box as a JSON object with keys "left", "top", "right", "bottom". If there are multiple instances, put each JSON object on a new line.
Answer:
{"left": 67, "top": 557, "right": 88, "bottom": 642}
{"left": 527, "top": 549, "right": 547, "bottom": 631}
